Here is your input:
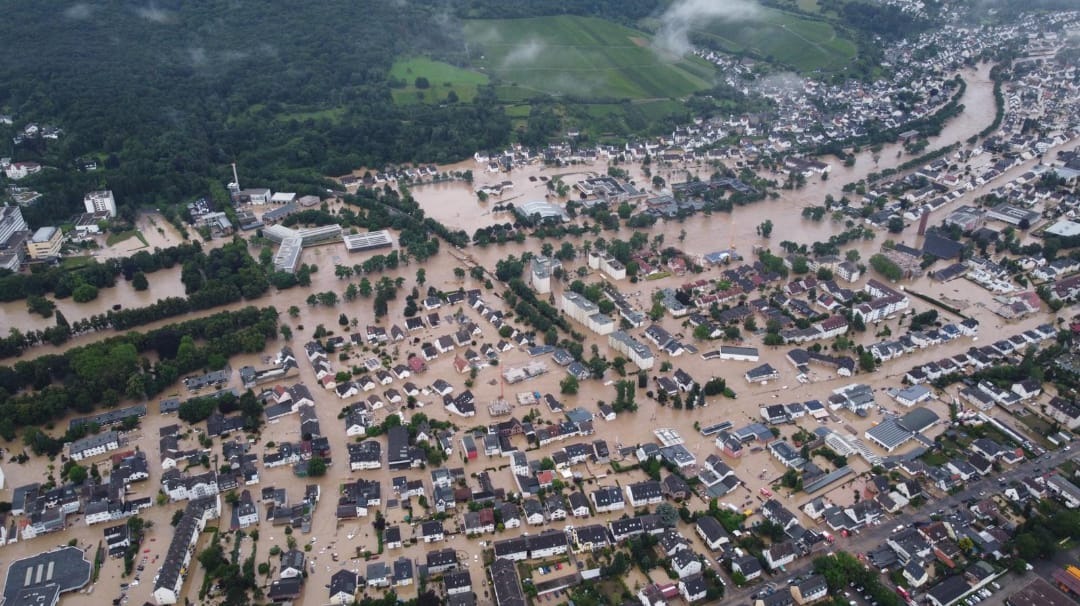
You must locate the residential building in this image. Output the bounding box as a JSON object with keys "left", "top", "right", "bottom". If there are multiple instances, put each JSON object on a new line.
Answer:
{"left": 84, "top": 190, "right": 117, "bottom": 217}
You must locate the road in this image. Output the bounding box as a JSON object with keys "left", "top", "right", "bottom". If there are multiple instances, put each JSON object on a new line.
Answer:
{"left": 723, "top": 446, "right": 1078, "bottom": 604}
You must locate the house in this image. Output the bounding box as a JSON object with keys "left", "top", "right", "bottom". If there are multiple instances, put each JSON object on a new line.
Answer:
{"left": 267, "top": 577, "right": 304, "bottom": 602}
{"left": 571, "top": 524, "right": 611, "bottom": 552}
{"left": 671, "top": 549, "right": 703, "bottom": 578}
{"left": 328, "top": 570, "right": 358, "bottom": 605}
{"left": 420, "top": 520, "right": 445, "bottom": 543}
{"left": 792, "top": 575, "right": 828, "bottom": 604}
{"left": 764, "top": 540, "right": 797, "bottom": 570}
{"left": 903, "top": 561, "right": 929, "bottom": 588}
{"left": 153, "top": 497, "right": 220, "bottom": 605}
{"left": 731, "top": 555, "right": 762, "bottom": 581}
{"left": 280, "top": 549, "right": 306, "bottom": 578}
{"left": 626, "top": 480, "right": 663, "bottom": 507}
{"left": 235, "top": 490, "right": 259, "bottom": 529}
{"left": 495, "top": 503, "right": 519, "bottom": 530}
{"left": 568, "top": 491, "right": 591, "bottom": 517}
{"left": 746, "top": 363, "right": 780, "bottom": 383}
{"left": 544, "top": 494, "right": 568, "bottom": 521}
{"left": 393, "top": 557, "right": 414, "bottom": 586}
{"left": 662, "top": 474, "right": 691, "bottom": 501}
{"left": 591, "top": 486, "right": 625, "bottom": 513}
{"left": 489, "top": 559, "right": 527, "bottom": 606}
{"left": 527, "top": 529, "right": 569, "bottom": 559}
{"left": 679, "top": 573, "right": 708, "bottom": 603}
{"left": 384, "top": 525, "right": 403, "bottom": 549}
{"left": 523, "top": 498, "right": 545, "bottom": 525}
{"left": 492, "top": 536, "right": 529, "bottom": 561}
{"left": 695, "top": 516, "right": 730, "bottom": 551}
{"left": 444, "top": 569, "right": 472, "bottom": 596}
{"left": 426, "top": 548, "right": 459, "bottom": 574}
{"left": 366, "top": 561, "right": 391, "bottom": 588}
{"left": 464, "top": 508, "right": 495, "bottom": 535}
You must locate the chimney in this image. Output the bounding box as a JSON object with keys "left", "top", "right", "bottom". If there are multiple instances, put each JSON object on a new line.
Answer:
{"left": 917, "top": 212, "right": 930, "bottom": 236}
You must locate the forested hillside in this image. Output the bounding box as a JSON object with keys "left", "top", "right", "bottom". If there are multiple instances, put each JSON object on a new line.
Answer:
{"left": 0, "top": 1, "right": 509, "bottom": 220}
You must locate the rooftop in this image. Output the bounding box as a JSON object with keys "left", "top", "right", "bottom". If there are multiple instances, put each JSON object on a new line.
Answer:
{"left": 1, "top": 546, "right": 91, "bottom": 606}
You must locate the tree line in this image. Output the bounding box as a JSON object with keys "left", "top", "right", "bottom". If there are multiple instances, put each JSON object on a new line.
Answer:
{"left": 0, "top": 306, "right": 279, "bottom": 439}
{"left": 0, "top": 239, "right": 271, "bottom": 358}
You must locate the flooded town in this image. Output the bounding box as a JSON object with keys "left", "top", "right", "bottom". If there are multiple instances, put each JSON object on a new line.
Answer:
{"left": 1, "top": 5, "right": 1080, "bottom": 606}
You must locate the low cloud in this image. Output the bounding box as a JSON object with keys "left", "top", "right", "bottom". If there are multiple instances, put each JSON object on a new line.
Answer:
{"left": 63, "top": 3, "right": 94, "bottom": 20}
{"left": 655, "top": 0, "right": 763, "bottom": 56}
{"left": 502, "top": 39, "right": 545, "bottom": 67}
{"left": 134, "top": 4, "right": 175, "bottom": 24}
{"left": 754, "top": 71, "right": 806, "bottom": 95}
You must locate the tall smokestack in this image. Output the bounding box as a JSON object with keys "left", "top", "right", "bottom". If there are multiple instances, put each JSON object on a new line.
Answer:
{"left": 231, "top": 163, "right": 241, "bottom": 191}
{"left": 918, "top": 212, "right": 930, "bottom": 236}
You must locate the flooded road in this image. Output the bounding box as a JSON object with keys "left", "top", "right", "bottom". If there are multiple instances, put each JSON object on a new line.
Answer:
{"left": 3, "top": 59, "right": 1075, "bottom": 606}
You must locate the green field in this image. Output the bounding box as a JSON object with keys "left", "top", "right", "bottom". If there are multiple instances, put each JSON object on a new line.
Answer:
{"left": 463, "top": 16, "right": 713, "bottom": 101}
{"left": 389, "top": 57, "right": 490, "bottom": 105}
{"left": 692, "top": 7, "right": 856, "bottom": 72}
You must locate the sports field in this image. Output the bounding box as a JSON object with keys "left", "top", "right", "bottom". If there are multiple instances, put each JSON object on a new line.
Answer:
{"left": 389, "top": 57, "right": 490, "bottom": 105}
{"left": 692, "top": 7, "right": 856, "bottom": 72}
{"left": 462, "top": 16, "right": 714, "bottom": 101}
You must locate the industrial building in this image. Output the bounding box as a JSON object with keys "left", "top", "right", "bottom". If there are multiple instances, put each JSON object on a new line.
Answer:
{"left": 273, "top": 236, "right": 303, "bottom": 273}
{"left": 343, "top": 230, "right": 394, "bottom": 253}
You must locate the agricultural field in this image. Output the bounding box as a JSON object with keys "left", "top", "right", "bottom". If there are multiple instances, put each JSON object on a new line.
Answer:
{"left": 692, "top": 7, "right": 856, "bottom": 72}
{"left": 462, "top": 15, "right": 714, "bottom": 101}
{"left": 389, "top": 56, "right": 491, "bottom": 105}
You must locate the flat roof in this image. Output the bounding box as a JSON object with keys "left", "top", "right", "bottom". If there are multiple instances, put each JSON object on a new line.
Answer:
{"left": 343, "top": 230, "right": 394, "bottom": 252}
{"left": 1007, "top": 577, "right": 1073, "bottom": 606}
{"left": 273, "top": 237, "right": 303, "bottom": 272}
{"left": 31, "top": 226, "right": 57, "bottom": 242}
{"left": 865, "top": 418, "right": 913, "bottom": 451}
{"left": 2, "top": 546, "right": 91, "bottom": 606}
{"left": 1045, "top": 219, "right": 1080, "bottom": 238}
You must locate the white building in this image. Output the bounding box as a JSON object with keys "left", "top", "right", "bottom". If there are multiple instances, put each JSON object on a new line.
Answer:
{"left": 68, "top": 431, "right": 120, "bottom": 461}
{"left": 561, "top": 291, "right": 615, "bottom": 335}
{"left": 608, "top": 330, "right": 654, "bottom": 370}
{"left": 588, "top": 251, "right": 627, "bottom": 280}
{"left": 530, "top": 256, "right": 557, "bottom": 294}
{"left": 84, "top": 190, "right": 117, "bottom": 218}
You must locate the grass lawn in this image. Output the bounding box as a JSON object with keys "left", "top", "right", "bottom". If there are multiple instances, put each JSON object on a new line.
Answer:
{"left": 692, "top": 7, "right": 855, "bottom": 72}
{"left": 61, "top": 256, "right": 95, "bottom": 269}
{"left": 389, "top": 57, "right": 489, "bottom": 105}
{"left": 106, "top": 230, "right": 149, "bottom": 247}
{"left": 463, "top": 15, "right": 712, "bottom": 100}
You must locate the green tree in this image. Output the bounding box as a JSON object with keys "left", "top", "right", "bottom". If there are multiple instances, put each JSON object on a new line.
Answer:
{"left": 72, "top": 283, "right": 99, "bottom": 303}
{"left": 131, "top": 272, "right": 149, "bottom": 291}
{"left": 308, "top": 456, "right": 328, "bottom": 477}
{"left": 757, "top": 219, "right": 773, "bottom": 238}
{"left": 560, "top": 375, "right": 579, "bottom": 395}
{"left": 67, "top": 463, "right": 88, "bottom": 484}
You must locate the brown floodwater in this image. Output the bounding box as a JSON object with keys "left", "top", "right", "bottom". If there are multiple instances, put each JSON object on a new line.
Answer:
{"left": 4, "top": 60, "right": 1075, "bottom": 605}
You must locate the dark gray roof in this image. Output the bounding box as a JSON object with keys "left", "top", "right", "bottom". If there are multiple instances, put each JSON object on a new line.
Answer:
{"left": 899, "top": 406, "right": 940, "bottom": 433}
{"left": 1, "top": 547, "right": 91, "bottom": 606}
{"left": 490, "top": 559, "right": 527, "bottom": 606}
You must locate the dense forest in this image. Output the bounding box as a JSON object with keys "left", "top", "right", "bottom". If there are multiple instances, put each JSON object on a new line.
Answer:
{"left": 0, "top": 1, "right": 509, "bottom": 221}
{"left": 0, "top": 0, "right": 967, "bottom": 223}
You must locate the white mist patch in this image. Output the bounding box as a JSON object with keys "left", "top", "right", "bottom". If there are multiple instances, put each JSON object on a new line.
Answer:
{"left": 502, "top": 39, "right": 545, "bottom": 67}
{"left": 754, "top": 71, "right": 806, "bottom": 95}
{"left": 187, "top": 47, "right": 208, "bottom": 67}
{"left": 134, "top": 4, "right": 175, "bottom": 24}
{"left": 63, "top": 3, "right": 94, "bottom": 20}
{"left": 655, "top": 0, "right": 763, "bottom": 57}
